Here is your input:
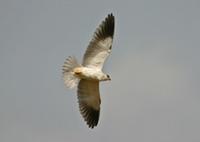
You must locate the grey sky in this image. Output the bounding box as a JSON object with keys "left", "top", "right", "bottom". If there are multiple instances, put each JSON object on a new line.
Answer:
{"left": 1, "top": 0, "right": 200, "bottom": 142}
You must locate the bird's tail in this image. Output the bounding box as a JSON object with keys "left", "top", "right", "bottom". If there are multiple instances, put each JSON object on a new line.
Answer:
{"left": 62, "top": 56, "right": 81, "bottom": 89}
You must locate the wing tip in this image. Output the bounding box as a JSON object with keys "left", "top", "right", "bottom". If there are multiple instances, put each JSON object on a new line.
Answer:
{"left": 87, "top": 108, "right": 100, "bottom": 128}
{"left": 106, "top": 13, "right": 115, "bottom": 36}
{"left": 107, "top": 13, "right": 114, "bottom": 21}
{"left": 79, "top": 103, "right": 100, "bottom": 129}
{"left": 95, "top": 13, "right": 115, "bottom": 39}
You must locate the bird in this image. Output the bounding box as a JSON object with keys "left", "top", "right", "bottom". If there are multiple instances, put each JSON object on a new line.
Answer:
{"left": 62, "top": 13, "right": 115, "bottom": 128}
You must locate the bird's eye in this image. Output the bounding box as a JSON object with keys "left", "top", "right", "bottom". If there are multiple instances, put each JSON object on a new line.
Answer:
{"left": 107, "top": 75, "right": 110, "bottom": 78}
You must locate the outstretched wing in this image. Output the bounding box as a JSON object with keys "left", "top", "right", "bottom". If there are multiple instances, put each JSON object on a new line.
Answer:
{"left": 77, "top": 79, "right": 101, "bottom": 128}
{"left": 82, "top": 13, "right": 115, "bottom": 69}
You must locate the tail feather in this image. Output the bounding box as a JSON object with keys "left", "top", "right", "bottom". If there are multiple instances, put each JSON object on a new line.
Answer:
{"left": 63, "top": 56, "right": 80, "bottom": 89}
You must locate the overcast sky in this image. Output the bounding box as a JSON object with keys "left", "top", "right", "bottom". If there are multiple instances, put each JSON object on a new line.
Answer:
{"left": 1, "top": 0, "right": 200, "bottom": 142}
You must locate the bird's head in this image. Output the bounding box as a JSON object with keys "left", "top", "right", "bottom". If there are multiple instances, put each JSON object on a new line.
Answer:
{"left": 104, "top": 74, "right": 111, "bottom": 81}
{"left": 100, "top": 74, "right": 111, "bottom": 81}
{"left": 106, "top": 74, "right": 111, "bottom": 80}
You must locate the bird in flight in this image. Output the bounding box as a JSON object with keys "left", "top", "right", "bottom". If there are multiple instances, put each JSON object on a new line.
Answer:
{"left": 62, "top": 13, "right": 115, "bottom": 128}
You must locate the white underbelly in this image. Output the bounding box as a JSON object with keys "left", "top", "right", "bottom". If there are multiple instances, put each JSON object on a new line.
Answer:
{"left": 74, "top": 67, "right": 103, "bottom": 80}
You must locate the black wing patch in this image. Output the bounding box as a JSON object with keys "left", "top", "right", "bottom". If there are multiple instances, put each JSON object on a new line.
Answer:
{"left": 94, "top": 13, "right": 115, "bottom": 41}
{"left": 79, "top": 102, "right": 100, "bottom": 128}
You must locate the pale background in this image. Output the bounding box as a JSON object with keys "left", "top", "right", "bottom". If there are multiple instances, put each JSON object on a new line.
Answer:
{"left": 1, "top": 0, "right": 200, "bottom": 142}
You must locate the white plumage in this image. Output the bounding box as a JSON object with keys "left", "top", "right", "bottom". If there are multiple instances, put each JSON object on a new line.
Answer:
{"left": 62, "top": 14, "right": 115, "bottom": 128}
